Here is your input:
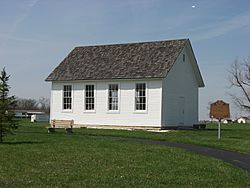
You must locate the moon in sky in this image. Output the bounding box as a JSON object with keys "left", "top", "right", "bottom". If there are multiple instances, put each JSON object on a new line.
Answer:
{"left": 192, "top": 5, "right": 196, "bottom": 8}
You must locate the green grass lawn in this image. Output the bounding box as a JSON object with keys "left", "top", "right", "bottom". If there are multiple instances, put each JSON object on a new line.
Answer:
{"left": 0, "top": 120, "right": 250, "bottom": 187}
{"left": 72, "top": 122, "right": 250, "bottom": 155}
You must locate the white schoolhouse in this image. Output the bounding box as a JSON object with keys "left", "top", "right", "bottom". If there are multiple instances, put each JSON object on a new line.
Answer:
{"left": 46, "top": 39, "right": 204, "bottom": 129}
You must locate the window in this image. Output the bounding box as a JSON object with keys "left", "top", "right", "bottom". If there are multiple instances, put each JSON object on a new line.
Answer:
{"left": 108, "top": 84, "right": 118, "bottom": 111}
{"left": 85, "top": 84, "right": 95, "bottom": 110}
{"left": 135, "top": 83, "right": 146, "bottom": 111}
{"left": 63, "top": 85, "right": 72, "bottom": 110}
{"left": 183, "top": 54, "right": 185, "bottom": 62}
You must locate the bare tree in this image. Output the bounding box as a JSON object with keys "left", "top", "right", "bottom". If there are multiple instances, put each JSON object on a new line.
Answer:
{"left": 15, "top": 97, "right": 50, "bottom": 113}
{"left": 16, "top": 98, "right": 38, "bottom": 110}
{"left": 228, "top": 57, "right": 250, "bottom": 112}
{"left": 38, "top": 97, "right": 50, "bottom": 113}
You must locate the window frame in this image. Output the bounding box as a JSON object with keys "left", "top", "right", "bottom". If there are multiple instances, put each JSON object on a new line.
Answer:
{"left": 62, "top": 84, "right": 73, "bottom": 112}
{"left": 83, "top": 83, "right": 96, "bottom": 113}
{"left": 107, "top": 83, "right": 120, "bottom": 113}
{"left": 134, "top": 82, "right": 148, "bottom": 113}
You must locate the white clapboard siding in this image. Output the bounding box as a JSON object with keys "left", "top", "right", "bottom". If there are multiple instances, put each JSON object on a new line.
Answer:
{"left": 50, "top": 79, "right": 162, "bottom": 127}
{"left": 162, "top": 45, "right": 199, "bottom": 127}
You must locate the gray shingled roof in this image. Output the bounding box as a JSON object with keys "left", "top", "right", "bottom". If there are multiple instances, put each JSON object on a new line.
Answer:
{"left": 46, "top": 39, "right": 188, "bottom": 81}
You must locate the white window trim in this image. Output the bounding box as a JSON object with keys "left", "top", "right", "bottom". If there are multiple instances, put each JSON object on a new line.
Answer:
{"left": 106, "top": 82, "right": 120, "bottom": 114}
{"left": 133, "top": 82, "right": 148, "bottom": 114}
{"left": 62, "top": 84, "right": 73, "bottom": 113}
{"left": 83, "top": 83, "right": 96, "bottom": 113}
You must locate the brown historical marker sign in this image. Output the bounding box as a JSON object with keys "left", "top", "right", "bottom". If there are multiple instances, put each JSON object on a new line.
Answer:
{"left": 210, "top": 100, "right": 230, "bottom": 119}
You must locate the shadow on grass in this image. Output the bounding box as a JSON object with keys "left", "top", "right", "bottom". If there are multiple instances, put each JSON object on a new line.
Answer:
{"left": 0, "top": 141, "right": 45, "bottom": 145}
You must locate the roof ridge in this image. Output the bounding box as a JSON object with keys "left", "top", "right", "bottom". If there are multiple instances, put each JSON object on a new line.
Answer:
{"left": 74, "top": 38, "right": 188, "bottom": 48}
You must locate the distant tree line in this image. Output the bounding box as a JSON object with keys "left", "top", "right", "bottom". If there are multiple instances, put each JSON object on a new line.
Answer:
{"left": 15, "top": 97, "right": 50, "bottom": 113}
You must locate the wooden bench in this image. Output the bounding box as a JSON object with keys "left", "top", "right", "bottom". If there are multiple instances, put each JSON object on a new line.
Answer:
{"left": 48, "top": 119, "right": 74, "bottom": 133}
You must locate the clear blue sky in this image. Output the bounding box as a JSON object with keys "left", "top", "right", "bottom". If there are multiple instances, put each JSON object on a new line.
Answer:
{"left": 1, "top": 0, "right": 250, "bottom": 120}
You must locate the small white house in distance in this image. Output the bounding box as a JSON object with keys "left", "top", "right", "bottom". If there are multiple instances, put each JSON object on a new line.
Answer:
{"left": 222, "top": 119, "right": 233, "bottom": 124}
{"left": 237, "top": 117, "right": 250, "bottom": 124}
{"left": 31, "top": 114, "right": 50, "bottom": 122}
{"left": 46, "top": 39, "right": 204, "bottom": 129}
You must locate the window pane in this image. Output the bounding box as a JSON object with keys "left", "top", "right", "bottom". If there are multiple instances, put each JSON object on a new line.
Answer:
{"left": 109, "top": 98, "right": 112, "bottom": 104}
{"left": 114, "top": 104, "right": 118, "bottom": 110}
{"left": 142, "top": 90, "right": 145, "bottom": 97}
{"left": 136, "top": 104, "right": 140, "bottom": 110}
{"left": 143, "top": 97, "right": 146, "bottom": 104}
{"left": 108, "top": 84, "right": 118, "bottom": 111}
{"left": 85, "top": 85, "right": 95, "bottom": 110}
{"left": 136, "top": 84, "right": 139, "bottom": 90}
{"left": 135, "top": 83, "right": 146, "bottom": 111}
{"left": 139, "top": 90, "right": 142, "bottom": 97}
{"left": 91, "top": 98, "right": 94, "bottom": 104}
{"left": 63, "top": 85, "right": 72, "bottom": 110}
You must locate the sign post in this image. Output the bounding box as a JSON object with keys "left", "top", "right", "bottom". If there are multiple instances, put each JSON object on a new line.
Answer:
{"left": 218, "top": 119, "right": 221, "bottom": 140}
{"left": 209, "top": 100, "right": 230, "bottom": 140}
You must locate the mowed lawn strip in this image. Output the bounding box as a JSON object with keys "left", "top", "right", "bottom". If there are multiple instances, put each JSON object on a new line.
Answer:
{"left": 0, "top": 122, "right": 250, "bottom": 187}
{"left": 75, "top": 123, "right": 250, "bottom": 155}
{"left": 13, "top": 120, "right": 250, "bottom": 154}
